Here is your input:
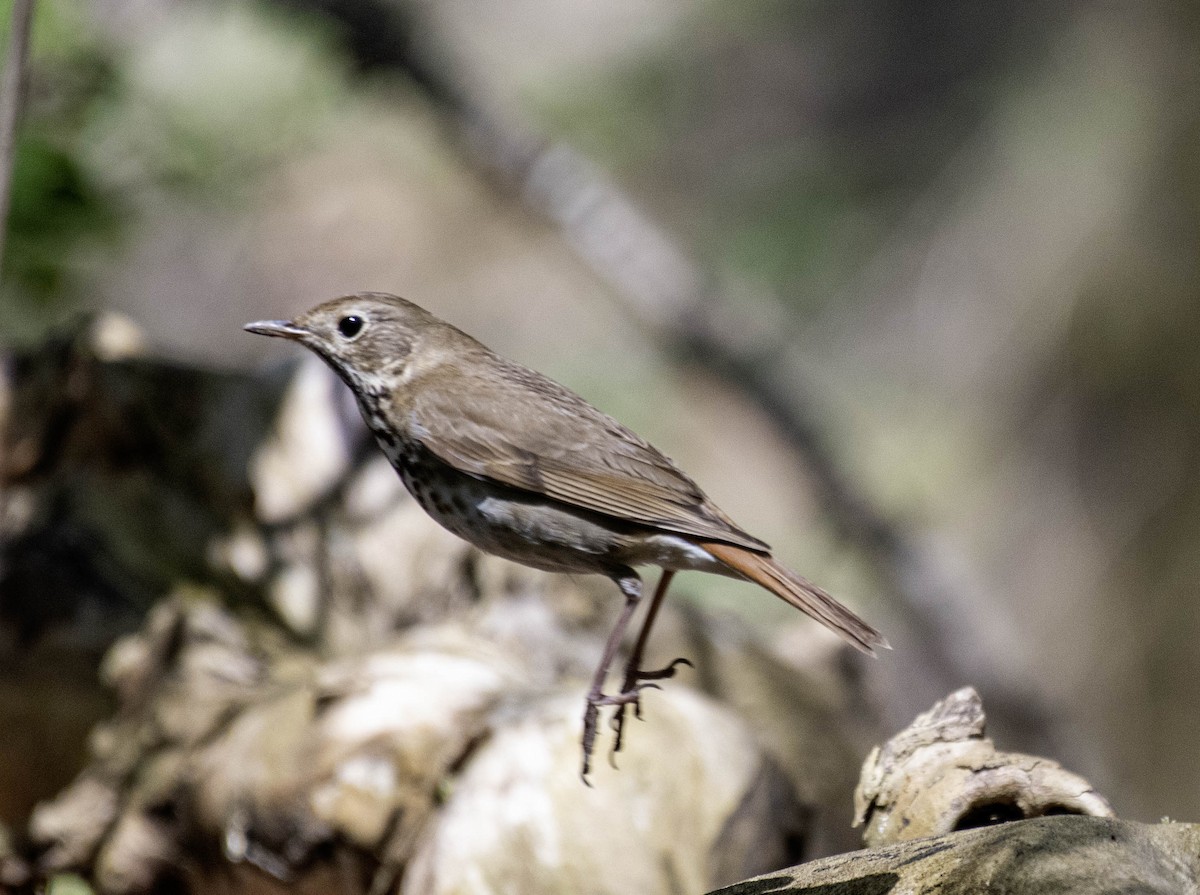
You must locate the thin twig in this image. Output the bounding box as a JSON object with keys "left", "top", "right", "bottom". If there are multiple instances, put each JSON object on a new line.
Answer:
{"left": 0, "top": 0, "right": 36, "bottom": 266}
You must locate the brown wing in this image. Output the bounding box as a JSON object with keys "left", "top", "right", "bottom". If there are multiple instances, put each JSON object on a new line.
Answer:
{"left": 407, "top": 352, "right": 769, "bottom": 552}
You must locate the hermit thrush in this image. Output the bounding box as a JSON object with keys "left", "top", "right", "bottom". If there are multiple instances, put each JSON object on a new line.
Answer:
{"left": 246, "top": 293, "right": 888, "bottom": 779}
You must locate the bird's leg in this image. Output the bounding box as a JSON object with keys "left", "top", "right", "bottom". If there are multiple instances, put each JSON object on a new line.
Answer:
{"left": 581, "top": 570, "right": 643, "bottom": 783}
{"left": 625, "top": 570, "right": 689, "bottom": 693}
{"left": 609, "top": 569, "right": 692, "bottom": 761}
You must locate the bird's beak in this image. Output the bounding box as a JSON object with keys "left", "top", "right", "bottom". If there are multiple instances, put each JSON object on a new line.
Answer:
{"left": 244, "top": 319, "right": 308, "bottom": 340}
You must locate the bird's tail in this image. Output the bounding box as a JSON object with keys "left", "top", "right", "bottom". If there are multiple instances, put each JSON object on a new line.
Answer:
{"left": 700, "top": 542, "right": 890, "bottom": 656}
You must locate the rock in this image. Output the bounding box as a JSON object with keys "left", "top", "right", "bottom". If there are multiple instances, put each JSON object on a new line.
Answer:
{"left": 0, "top": 821, "right": 32, "bottom": 891}
{"left": 401, "top": 689, "right": 807, "bottom": 895}
{"left": 30, "top": 594, "right": 827, "bottom": 895}
{"left": 708, "top": 815, "right": 1200, "bottom": 895}
{"left": 853, "top": 687, "right": 1112, "bottom": 846}
{"left": 6, "top": 322, "right": 881, "bottom": 893}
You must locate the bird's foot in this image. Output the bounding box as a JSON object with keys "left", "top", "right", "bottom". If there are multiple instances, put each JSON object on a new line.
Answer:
{"left": 579, "top": 658, "right": 694, "bottom": 782}
{"left": 606, "top": 657, "right": 694, "bottom": 769}
{"left": 581, "top": 682, "right": 665, "bottom": 782}
{"left": 616, "top": 656, "right": 693, "bottom": 723}
{"left": 580, "top": 657, "right": 696, "bottom": 782}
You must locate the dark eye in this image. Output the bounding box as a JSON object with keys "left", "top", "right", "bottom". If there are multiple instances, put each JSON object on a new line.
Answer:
{"left": 337, "top": 315, "right": 365, "bottom": 339}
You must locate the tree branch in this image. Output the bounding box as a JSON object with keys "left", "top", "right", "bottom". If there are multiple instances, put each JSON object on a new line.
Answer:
{"left": 0, "top": 0, "right": 35, "bottom": 267}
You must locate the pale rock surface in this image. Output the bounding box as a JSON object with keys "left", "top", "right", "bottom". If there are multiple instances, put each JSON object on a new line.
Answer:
{"left": 854, "top": 686, "right": 1112, "bottom": 846}
{"left": 710, "top": 815, "right": 1200, "bottom": 895}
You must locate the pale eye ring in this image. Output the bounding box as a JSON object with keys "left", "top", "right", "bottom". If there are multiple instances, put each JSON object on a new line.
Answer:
{"left": 337, "top": 315, "right": 365, "bottom": 339}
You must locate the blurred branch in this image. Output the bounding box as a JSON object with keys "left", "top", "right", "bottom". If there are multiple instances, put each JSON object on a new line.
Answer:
{"left": 0, "top": 0, "right": 35, "bottom": 266}
{"left": 460, "top": 129, "right": 1078, "bottom": 753}
{"left": 452, "top": 116, "right": 1062, "bottom": 749}
{"left": 268, "top": 0, "right": 1063, "bottom": 754}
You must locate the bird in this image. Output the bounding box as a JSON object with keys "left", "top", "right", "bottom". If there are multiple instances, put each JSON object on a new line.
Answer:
{"left": 245, "top": 293, "right": 888, "bottom": 779}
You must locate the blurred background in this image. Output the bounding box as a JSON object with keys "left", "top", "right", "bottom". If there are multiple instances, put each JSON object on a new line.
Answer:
{"left": 2, "top": 0, "right": 1198, "bottom": 832}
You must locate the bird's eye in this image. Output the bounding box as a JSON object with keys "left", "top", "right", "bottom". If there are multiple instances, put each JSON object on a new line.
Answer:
{"left": 337, "top": 315, "right": 365, "bottom": 339}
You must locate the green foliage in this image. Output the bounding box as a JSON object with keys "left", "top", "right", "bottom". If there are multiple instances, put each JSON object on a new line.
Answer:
{"left": 0, "top": 1, "right": 121, "bottom": 325}
{"left": 0, "top": 0, "right": 351, "bottom": 335}
{"left": 84, "top": 3, "right": 347, "bottom": 192}
{"left": 4, "top": 134, "right": 120, "bottom": 306}
{"left": 45, "top": 874, "right": 95, "bottom": 895}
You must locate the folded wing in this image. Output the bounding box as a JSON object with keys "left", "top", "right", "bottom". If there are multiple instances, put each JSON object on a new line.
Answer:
{"left": 409, "top": 353, "right": 770, "bottom": 553}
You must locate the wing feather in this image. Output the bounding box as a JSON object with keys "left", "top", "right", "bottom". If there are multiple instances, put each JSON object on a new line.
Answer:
{"left": 407, "top": 353, "right": 768, "bottom": 552}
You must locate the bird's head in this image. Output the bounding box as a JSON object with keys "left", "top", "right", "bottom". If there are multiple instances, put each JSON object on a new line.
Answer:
{"left": 245, "top": 292, "right": 447, "bottom": 389}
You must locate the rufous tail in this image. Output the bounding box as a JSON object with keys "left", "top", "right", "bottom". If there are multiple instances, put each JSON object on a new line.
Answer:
{"left": 700, "top": 542, "right": 890, "bottom": 656}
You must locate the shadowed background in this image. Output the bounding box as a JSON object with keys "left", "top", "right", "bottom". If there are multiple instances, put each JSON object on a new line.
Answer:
{"left": 2, "top": 0, "right": 1198, "bottom": 830}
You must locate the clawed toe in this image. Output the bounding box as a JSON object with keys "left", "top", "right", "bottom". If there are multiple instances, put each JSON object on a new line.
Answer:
{"left": 579, "top": 652, "right": 695, "bottom": 781}
{"left": 632, "top": 656, "right": 693, "bottom": 682}
{"left": 606, "top": 656, "right": 696, "bottom": 763}
{"left": 581, "top": 684, "right": 662, "bottom": 781}
{"left": 607, "top": 682, "right": 658, "bottom": 760}
{"left": 595, "top": 682, "right": 662, "bottom": 708}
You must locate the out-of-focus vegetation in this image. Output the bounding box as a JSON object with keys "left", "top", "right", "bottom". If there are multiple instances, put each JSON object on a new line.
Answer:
{"left": 1, "top": 2, "right": 118, "bottom": 322}
{"left": 2, "top": 0, "right": 1198, "bottom": 836}
{"left": 538, "top": 1, "right": 1058, "bottom": 307}
{"left": 593, "top": 0, "right": 1197, "bottom": 818}
{"left": 0, "top": 0, "right": 345, "bottom": 339}
{"left": 532, "top": 0, "right": 1200, "bottom": 823}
